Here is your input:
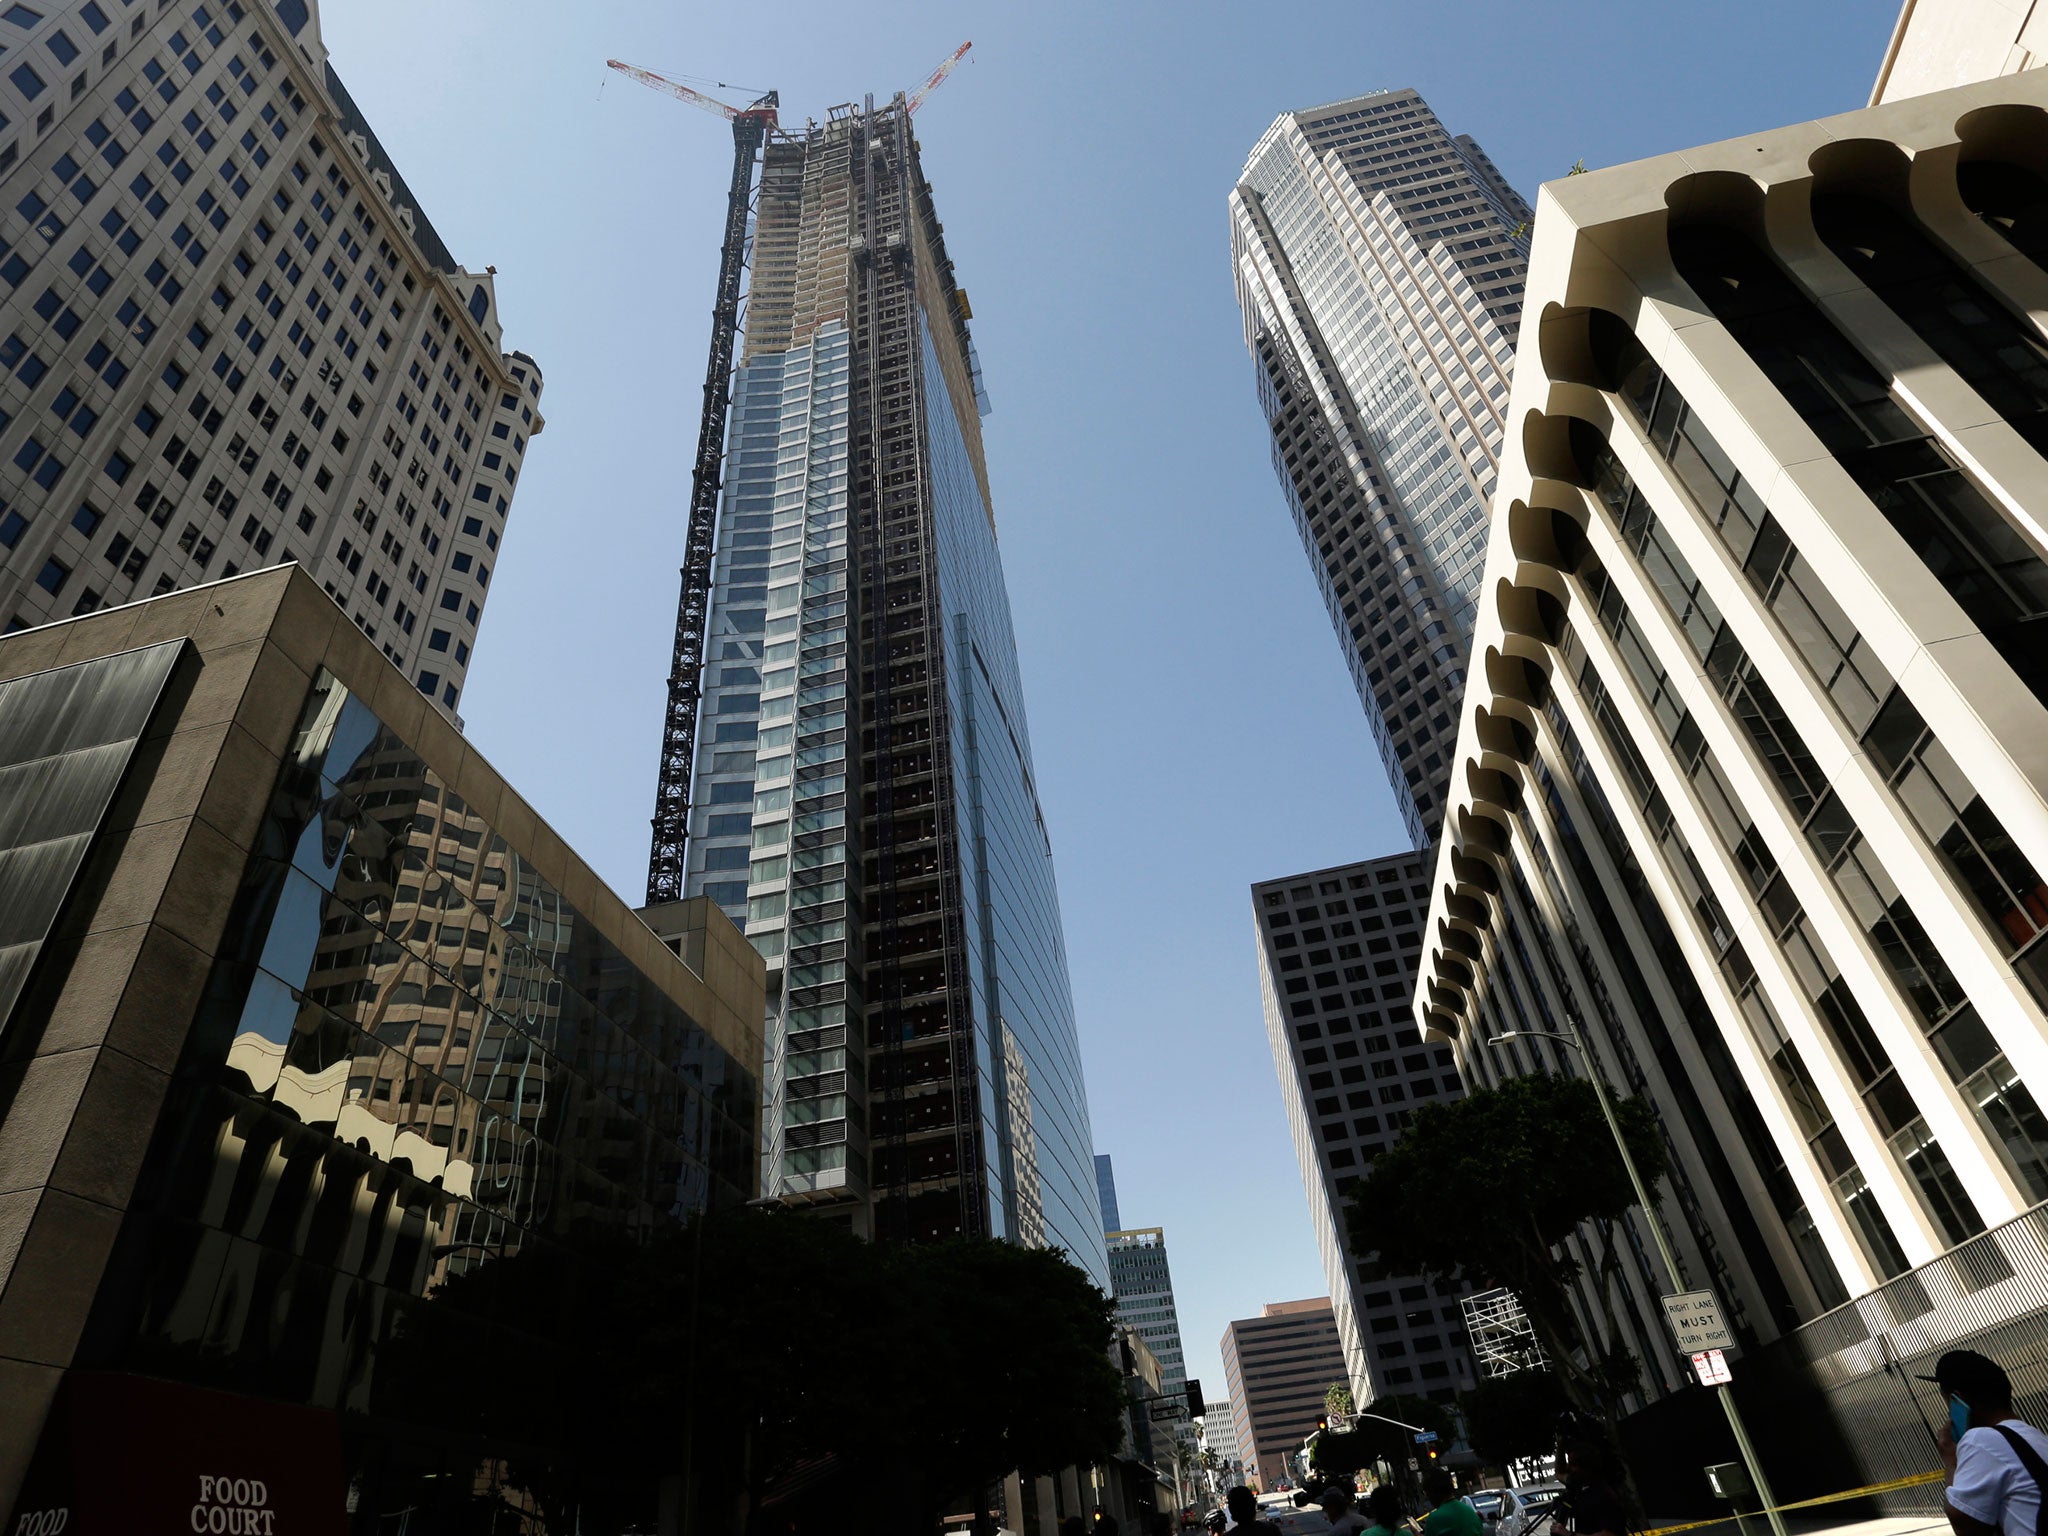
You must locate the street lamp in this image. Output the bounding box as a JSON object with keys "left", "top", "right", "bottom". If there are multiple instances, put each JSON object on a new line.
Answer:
{"left": 1486, "top": 1022, "right": 1786, "bottom": 1536}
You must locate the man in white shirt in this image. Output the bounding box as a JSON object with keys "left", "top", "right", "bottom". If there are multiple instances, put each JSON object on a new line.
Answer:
{"left": 1932, "top": 1349, "right": 2048, "bottom": 1536}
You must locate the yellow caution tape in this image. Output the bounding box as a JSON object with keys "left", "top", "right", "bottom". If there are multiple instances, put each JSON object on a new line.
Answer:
{"left": 1636, "top": 1469, "right": 1946, "bottom": 1536}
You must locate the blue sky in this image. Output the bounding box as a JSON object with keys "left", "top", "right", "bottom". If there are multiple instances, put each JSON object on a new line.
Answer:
{"left": 315, "top": 0, "right": 1897, "bottom": 1407}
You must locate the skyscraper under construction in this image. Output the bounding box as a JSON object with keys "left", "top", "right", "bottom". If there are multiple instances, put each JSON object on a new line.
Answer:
{"left": 655, "top": 91, "right": 1105, "bottom": 1283}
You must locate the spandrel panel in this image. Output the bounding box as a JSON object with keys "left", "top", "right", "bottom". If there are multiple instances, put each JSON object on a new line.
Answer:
{"left": 0, "top": 640, "right": 184, "bottom": 1035}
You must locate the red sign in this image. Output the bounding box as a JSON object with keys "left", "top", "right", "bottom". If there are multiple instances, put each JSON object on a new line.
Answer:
{"left": 7, "top": 1372, "right": 347, "bottom": 1535}
{"left": 1691, "top": 1348, "right": 1733, "bottom": 1386}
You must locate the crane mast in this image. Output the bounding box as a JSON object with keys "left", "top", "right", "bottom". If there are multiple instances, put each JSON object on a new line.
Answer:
{"left": 645, "top": 90, "right": 777, "bottom": 905}
{"left": 616, "top": 46, "right": 963, "bottom": 908}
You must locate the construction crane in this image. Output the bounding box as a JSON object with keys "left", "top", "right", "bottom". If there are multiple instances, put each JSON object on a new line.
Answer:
{"left": 612, "top": 44, "right": 970, "bottom": 906}
{"left": 609, "top": 59, "right": 779, "bottom": 906}
{"left": 907, "top": 40, "right": 971, "bottom": 114}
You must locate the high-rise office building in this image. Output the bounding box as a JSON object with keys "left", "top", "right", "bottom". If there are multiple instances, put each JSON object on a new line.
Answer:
{"left": 1200, "top": 1400, "right": 1244, "bottom": 1487}
{"left": 1229, "top": 88, "right": 1528, "bottom": 843}
{"left": 1229, "top": 88, "right": 1522, "bottom": 1409}
{"left": 1220, "top": 1298, "right": 1348, "bottom": 1490}
{"left": 1872, "top": 0, "right": 2048, "bottom": 104}
{"left": 0, "top": 1, "right": 540, "bottom": 716}
{"left": 1105, "top": 1227, "right": 1191, "bottom": 1397}
{"left": 1252, "top": 854, "right": 1475, "bottom": 1406}
{"left": 674, "top": 92, "right": 1104, "bottom": 1284}
{"left": 1416, "top": 64, "right": 2048, "bottom": 1486}
{"left": 1096, "top": 1151, "right": 1121, "bottom": 1231}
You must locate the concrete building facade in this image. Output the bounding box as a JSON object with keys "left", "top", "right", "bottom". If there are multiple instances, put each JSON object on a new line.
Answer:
{"left": 1253, "top": 854, "right": 1475, "bottom": 1409}
{"left": 1416, "top": 65, "right": 2048, "bottom": 1389}
{"left": 0, "top": 0, "right": 540, "bottom": 717}
{"left": 1105, "top": 1226, "right": 1191, "bottom": 1399}
{"left": 1230, "top": 88, "right": 1528, "bottom": 842}
{"left": 1199, "top": 1399, "right": 1245, "bottom": 1492}
{"left": 0, "top": 565, "right": 765, "bottom": 1528}
{"left": 1873, "top": 0, "right": 2048, "bottom": 105}
{"left": 1220, "top": 1298, "right": 1348, "bottom": 1491}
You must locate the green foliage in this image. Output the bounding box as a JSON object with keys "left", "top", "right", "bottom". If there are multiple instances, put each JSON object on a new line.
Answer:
{"left": 1347, "top": 1071, "right": 1662, "bottom": 1300}
{"left": 1326, "top": 1382, "right": 1355, "bottom": 1419}
{"left": 1345, "top": 1071, "right": 1665, "bottom": 1421}
{"left": 390, "top": 1208, "right": 1127, "bottom": 1533}
{"left": 1461, "top": 1370, "right": 1568, "bottom": 1469}
{"left": 1343, "top": 1393, "right": 1454, "bottom": 1463}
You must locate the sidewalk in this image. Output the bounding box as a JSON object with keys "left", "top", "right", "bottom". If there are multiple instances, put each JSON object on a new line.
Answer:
{"left": 1645, "top": 1514, "right": 1945, "bottom": 1536}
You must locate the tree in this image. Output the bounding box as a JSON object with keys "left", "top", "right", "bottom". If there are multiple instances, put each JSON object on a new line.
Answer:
{"left": 1325, "top": 1382, "right": 1355, "bottom": 1419}
{"left": 1327, "top": 1392, "right": 1453, "bottom": 1475}
{"left": 866, "top": 1236, "right": 1128, "bottom": 1517}
{"left": 1462, "top": 1369, "right": 1569, "bottom": 1472}
{"left": 384, "top": 1208, "right": 1128, "bottom": 1535}
{"left": 1346, "top": 1072, "right": 1667, "bottom": 1423}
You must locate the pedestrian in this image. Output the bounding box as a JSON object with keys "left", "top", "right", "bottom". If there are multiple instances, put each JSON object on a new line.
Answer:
{"left": 1550, "top": 1412, "right": 1630, "bottom": 1536}
{"left": 1093, "top": 1510, "right": 1122, "bottom": 1536}
{"left": 1930, "top": 1348, "right": 2048, "bottom": 1536}
{"left": 1359, "top": 1485, "right": 1404, "bottom": 1536}
{"left": 1223, "top": 1485, "right": 1281, "bottom": 1535}
{"left": 1060, "top": 1520, "right": 1087, "bottom": 1536}
{"left": 1422, "top": 1470, "right": 1482, "bottom": 1536}
{"left": 1320, "top": 1485, "right": 1370, "bottom": 1535}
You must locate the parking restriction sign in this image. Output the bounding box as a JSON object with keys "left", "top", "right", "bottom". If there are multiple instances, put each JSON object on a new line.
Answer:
{"left": 1691, "top": 1349, "right": 1733, "bottom": 1386}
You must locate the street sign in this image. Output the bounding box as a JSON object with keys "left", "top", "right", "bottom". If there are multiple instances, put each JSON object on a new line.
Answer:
{"left": 1661, "top": 1289, "right": 1734, "bottom": 1352}
{"left": 1150, "top": 1401, "right": 1190, "bottom": 1421}
{"left": 1691, "top": 1348, "right": 1733, "bottom": 1386}
{"left": 1414, "top": 1431, "right": 1439, "bottom": 1444}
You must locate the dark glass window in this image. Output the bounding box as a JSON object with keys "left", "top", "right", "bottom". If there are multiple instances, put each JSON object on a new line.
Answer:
{"left": 1671, "top": 224, "right": 2048, "bottom": 705}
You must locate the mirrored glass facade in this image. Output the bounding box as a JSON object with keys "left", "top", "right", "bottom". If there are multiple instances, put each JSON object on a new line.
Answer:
{"left": 678, "top": 100, "right": 1105, "bottom": 1286}
{"left": 70, "top": 664, "right": 757, "bottom": 1502}
{"left": 1231, "top": 89, "right": 1528, "bottom": 841}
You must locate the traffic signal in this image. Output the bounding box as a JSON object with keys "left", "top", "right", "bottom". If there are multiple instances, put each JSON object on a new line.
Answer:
{"left": 1185, "top": 1377, "right": 1204, "bottom": 1423}
{"left": 1316, "top": 1414, "right": 1330, "bottom": 1434}
{"left": 1427, "top": 1446, "right": 1440, "bottom": 1461}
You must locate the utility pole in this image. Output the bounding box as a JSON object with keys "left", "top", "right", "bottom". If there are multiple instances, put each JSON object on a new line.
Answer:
{"left": 1490, "top": 1024, "right": 1787, "bottom": 1536}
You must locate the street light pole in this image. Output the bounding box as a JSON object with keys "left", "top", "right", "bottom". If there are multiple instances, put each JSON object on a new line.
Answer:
{"left": 1488, "top": 1023, "right": 1787, "bottom": 1536}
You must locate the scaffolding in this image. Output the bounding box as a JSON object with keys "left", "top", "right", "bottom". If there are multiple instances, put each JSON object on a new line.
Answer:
{"left": 1462, "top": 1287, "right": 1549, "bottom": 1378}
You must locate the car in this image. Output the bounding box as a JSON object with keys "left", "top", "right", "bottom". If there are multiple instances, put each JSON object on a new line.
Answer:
{"left": 1495, "top": 1483, "right": 1565, "bottom": 1536}
{"left": 1266, "top": 1509, "right": 1335, "bottom": 1535}
{"left": 1468, "top": 1489, "right": 1507, "bottom": 1532}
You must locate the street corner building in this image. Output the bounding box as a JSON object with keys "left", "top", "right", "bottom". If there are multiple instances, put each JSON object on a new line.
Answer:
{"left": 0, "top": 0, "right": 542, "bottom": 719}
{"left": 1413, "top": 64, "right": 2048, "bottom": 1500}
{"left": 670, "top": 91, "right": 1106, "bottom": 1287}
{"left": 0, "top": 567, "right": 766, "bottom": 1529}
{"left": 1252, "top": 855, "right": 1478, "bottom": 1411}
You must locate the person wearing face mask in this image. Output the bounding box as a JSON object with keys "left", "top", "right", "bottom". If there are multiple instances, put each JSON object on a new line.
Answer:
{"left": 1929, "top": 1349, "right": 2048, "bottom": 1536}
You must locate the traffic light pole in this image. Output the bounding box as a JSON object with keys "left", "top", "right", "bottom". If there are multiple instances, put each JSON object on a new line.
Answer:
{"left": 1489, "top": 1023, "right": 1787, "bottom": 1536}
